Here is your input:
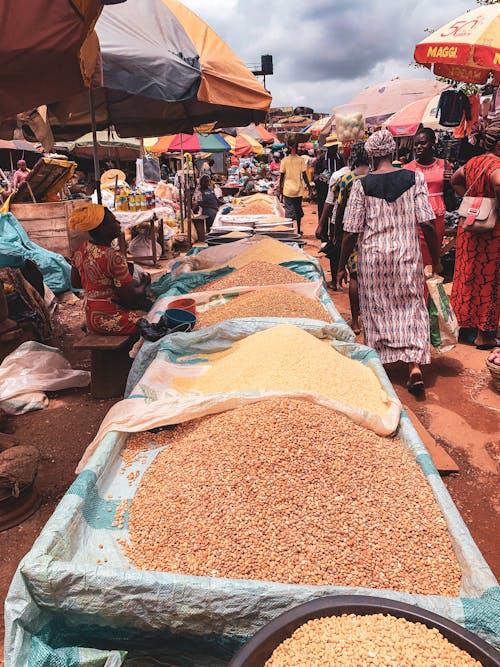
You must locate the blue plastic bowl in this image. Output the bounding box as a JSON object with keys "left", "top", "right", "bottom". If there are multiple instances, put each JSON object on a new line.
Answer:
{"left": 164, "top": 307, "right": 197, "bottom": 333}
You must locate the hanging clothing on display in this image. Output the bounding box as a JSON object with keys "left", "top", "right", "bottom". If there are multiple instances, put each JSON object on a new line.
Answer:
{"left": 436, "top": 90, "right": 471, "bottom": 128}
{"left": 453, "top": 94, "right": 480, "bottom": 139}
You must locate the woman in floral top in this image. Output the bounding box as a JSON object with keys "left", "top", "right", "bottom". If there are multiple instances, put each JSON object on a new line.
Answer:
{"left": 70, "top": 203, "right": 150, "bottom": 335}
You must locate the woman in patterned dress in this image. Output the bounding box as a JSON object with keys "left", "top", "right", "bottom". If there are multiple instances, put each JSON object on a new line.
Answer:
{"left": 70, "top": 203, "right": 151, "bottom": 335}
{"left": 338, "top": 130, "right": 440, "bottom": 394}
{"left": 450, "top": 122, "right": 500, "bottom": 350}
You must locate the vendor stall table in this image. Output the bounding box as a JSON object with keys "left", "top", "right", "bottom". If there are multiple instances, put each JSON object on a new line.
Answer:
{"left": 113, "top": 207, "right": 174, "bottom": 266}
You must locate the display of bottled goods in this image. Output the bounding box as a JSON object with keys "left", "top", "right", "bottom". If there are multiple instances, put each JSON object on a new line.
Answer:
{"left": 114, "top": 189, "right": 157, "bottom": 211}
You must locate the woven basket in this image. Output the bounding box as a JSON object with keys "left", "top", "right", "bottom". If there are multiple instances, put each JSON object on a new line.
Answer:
{"left": 486, "top": 359, "right": 500, "bottom": 393}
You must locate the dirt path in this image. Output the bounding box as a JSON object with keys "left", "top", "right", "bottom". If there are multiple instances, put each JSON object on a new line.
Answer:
{"left": 0, "top": 203, "right": 498, "bottom": 658}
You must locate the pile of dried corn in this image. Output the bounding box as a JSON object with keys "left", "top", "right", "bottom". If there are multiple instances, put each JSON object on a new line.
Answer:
{"left": 124, "top": 398, "right": 460, "bottom": 594}
{"left": 195, "top": 288, "right": 331, "bottom": 329}
{"left": 198, "top": 261, "right": 308, "bottom": 291}
{"left": 174, "top": 324, "right": 390, "bottom": 417}
{"left": 265, "top": 614, "right": 480, "bottom": 666}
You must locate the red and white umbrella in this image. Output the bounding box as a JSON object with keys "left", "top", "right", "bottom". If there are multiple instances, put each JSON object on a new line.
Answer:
{"left": 414, "top": 4, "right": 500, "bottom": 84}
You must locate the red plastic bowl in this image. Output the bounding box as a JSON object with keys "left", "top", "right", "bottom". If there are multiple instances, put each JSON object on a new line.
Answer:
{"left": 167, "top": 297, "right": 196, "bottom": 315}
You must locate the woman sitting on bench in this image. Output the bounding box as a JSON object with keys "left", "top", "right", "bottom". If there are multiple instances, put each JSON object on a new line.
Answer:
{"left": 70, "top": 203, "right": 151, "bottom": 335}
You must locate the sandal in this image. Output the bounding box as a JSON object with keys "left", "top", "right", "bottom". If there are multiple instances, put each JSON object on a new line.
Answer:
{"left": 407, "top": 371, "right": 425, "bottom": 395}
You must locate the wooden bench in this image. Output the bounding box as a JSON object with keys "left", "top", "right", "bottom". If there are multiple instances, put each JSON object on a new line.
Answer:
{"left": 74, "top": 334, "right": 137, "bottom": 399}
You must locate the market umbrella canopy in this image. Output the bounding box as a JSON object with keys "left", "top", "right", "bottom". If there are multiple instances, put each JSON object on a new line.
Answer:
{"left": 150, "top": 133, "right": 230, "bottom": 153}
{"left": 0, "top": 140, "right": 42, "bottom": 153}
{"left": 69, "top": 130, "right": 141, "bottom": 160}
{"left": 0, "top": 0, "right": 106, "bottom": 120}
{"left": 43, "top": 0, "right": 271, "bottom": 139}
{"left": 232, "top": 134, "right": 264, "bottom": 156}
{"left": 347, "top": 78, "right": 448, "bottom": 126}
{"left": 385, "top": 95, "right": 447, "bottom": 136}
{"left": 236, "top": 123, "right": 277, "bottom": 144}
{"left": 414, "top": 4, "right": 500, "bottom": 84}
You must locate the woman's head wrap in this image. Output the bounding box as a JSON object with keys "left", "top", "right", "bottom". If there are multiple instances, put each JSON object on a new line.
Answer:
{"left": 365, "top": 130, "right": 396, "bottom": 158}
{"left": 68, "top": 203, "right": 106, "bottom": 232}
{"left": 349, "top": 141, "right": 369, "bottom": 168}
{"left": 484, "top": 121, "right": 500, "bottom": 152}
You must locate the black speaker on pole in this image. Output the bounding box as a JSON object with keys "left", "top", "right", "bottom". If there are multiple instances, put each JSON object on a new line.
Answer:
{"left": 261, "top": 55, "right": 273, "bottom": 75}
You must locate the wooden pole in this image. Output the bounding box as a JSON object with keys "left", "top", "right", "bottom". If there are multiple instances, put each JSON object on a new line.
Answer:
{"left": 182, "top": 135, "right": 192, "bottom": 248}
{"left": 89, "top": 88, "right": 102, "bottom": 204}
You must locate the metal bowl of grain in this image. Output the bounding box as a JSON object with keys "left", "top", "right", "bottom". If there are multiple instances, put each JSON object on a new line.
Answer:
{"left": 229, "top": 595, "right": 500, "bottom": 667}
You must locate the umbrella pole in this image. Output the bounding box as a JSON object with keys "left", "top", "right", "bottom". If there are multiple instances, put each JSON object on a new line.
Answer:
{"left": 181, "top": 136, "right": 192, "bottom": 248}
{"left": 89, "top": 88, "right": 102, "bottom": 205}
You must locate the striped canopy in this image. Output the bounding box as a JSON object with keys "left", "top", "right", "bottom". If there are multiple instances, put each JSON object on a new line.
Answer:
{"left": 151, "top": 133, "right": 230, "bottom": 153}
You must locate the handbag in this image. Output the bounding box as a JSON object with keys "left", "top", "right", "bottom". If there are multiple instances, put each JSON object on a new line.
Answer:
{"left": 458, "top": 165, "right": 497, "bottom": 233}
{"left": 458, "top": 196, "right": 496, "bottom": 232}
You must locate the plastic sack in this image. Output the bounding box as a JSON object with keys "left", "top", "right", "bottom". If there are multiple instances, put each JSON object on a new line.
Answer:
{"left": 0, "top": 213, "right": 71, "bottom": 293}
{"left": 427, "top": 275, "right": 459, "bottom": 353}
{"left": 128, "top": 235, "right": 162, "bottom": 266}
{"left": 0, "top": 341, "right": 90, "bottom": 414}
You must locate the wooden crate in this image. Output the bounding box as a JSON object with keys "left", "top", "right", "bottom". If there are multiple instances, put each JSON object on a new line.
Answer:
{"left": 11, "top": 200, "right": 88, "bottom": 257}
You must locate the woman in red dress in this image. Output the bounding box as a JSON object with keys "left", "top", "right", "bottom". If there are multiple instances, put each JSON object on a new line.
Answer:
{"left": 405, "top": 127, "right": 452, "bottom": 268}
{"left": 70, "top": 203, "right": 151, "bottom": 335}
{"left": 450, "top": 122, "right": 500, "bottom": 349}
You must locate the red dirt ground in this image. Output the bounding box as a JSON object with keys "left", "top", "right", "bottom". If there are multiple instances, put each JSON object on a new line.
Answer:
{"left": 0, "top": 202, "right": 498, "bottom": 660}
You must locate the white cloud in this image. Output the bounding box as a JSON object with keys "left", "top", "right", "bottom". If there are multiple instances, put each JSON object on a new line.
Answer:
{"left": 182, "top": 0, "right": 474, "bottom": 112}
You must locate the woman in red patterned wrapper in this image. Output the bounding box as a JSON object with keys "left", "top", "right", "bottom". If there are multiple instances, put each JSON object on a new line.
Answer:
{"left": 70, "top": 203, "right": 151, "bottom": 335}
{"left": 450, "top": 121, "right": 500, "bottom": 350}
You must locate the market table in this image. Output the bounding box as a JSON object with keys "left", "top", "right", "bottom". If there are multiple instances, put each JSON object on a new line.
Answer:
{"left": 113, "top": 206, "right": 174, "bottom": 265}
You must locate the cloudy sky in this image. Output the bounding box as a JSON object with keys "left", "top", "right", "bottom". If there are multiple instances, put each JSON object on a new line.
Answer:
{"left": 183, "top": 0, "right": 475, "bottom": 113}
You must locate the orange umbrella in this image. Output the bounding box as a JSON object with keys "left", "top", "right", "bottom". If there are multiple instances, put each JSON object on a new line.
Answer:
{"left": 414, "top": 4, "right": 500, "bottom": 84}
{"left": 255, "top": 124, "right": 278, "bottom": 143}
{"left": 233, "top": 134, "right": 263, "bottom": 156}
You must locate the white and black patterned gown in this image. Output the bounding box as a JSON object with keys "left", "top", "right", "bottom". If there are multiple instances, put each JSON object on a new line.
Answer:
{"left": 343, "top": 169, "right": 433, "bottom": 365}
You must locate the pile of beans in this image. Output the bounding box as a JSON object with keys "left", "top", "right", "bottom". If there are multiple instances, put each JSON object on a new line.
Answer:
{"left": 199, "top": 261, "right": 308, "bottom": 291}
{"left": 174, "top": 324, "right": 391, "bottom": 417}
{"left": 194, "top": 288, "right": 331, "bottom": 329}
{"left": 264, "top": 614, "right": 481, "bottom": 666}
{"left": 124, "top": 398, "right": 460, "bottom": 595}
